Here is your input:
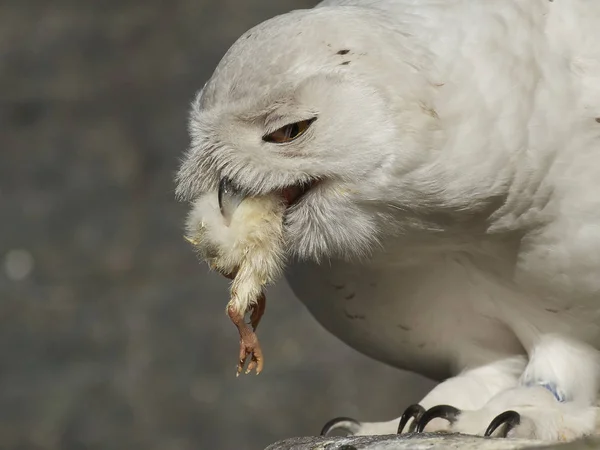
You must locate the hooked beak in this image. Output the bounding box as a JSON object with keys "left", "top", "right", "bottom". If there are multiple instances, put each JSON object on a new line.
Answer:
{"left": 218, "top": 177, "right": 247, "bottom": 225}
{"left": 217, "top": 176, "right": 317, "bottom": 224}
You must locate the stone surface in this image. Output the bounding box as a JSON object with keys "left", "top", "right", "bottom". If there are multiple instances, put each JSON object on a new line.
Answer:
{"left": 0, "top": 1, "right": 435, "bottom": 449}
{"left": 265, "top": 434, "right": 600, "bottom": 450}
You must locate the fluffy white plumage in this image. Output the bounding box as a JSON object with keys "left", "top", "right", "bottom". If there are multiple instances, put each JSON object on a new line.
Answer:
{"left": 176, "top": 0, "right": 600, "bottom": 441}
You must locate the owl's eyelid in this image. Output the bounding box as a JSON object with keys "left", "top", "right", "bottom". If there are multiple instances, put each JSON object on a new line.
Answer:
{"left": 263, "top": 113, "right": 318, "bottom": 136}
{"left": 262, "top": 117, "right": 317, "bottom": 144}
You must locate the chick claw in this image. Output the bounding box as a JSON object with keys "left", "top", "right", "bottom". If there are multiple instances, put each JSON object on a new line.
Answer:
{"left": 236, "top": 332, "right": 264, "bottom": 376}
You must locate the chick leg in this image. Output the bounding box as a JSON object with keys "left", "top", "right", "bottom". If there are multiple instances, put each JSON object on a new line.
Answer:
{"left": 227, "top": 303, "right": 264, "bottom": 376}
{"left": 220, "top": 268, "right": 266, "bottom": 375}
{"left": 249, "top": 292, "right": 266, "bottom": 331}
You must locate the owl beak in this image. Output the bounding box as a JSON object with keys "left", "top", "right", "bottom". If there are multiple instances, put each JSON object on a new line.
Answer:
{"left": 218, "top": 177, "right": 316, "bottom": 224}
{"left": 218, "top": 177, "right": 247, "bottom": 225}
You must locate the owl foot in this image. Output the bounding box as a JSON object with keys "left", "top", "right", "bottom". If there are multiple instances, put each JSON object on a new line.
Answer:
{"left": 322, "top": 389, "right": 598, "bottom": 443}
{"left": 413, "top": 385, "right": 598, "bottom": 442}
{"left": 319, "top": 406, "right": 521, "bottom": 438}
{"left": 320, "top": 404, "right": 426, "bottom": 436}
{"left": 409, "top": 403, "right": 515, "bottom": 436}
{"left": 320, "top": 356, "right": 527, "bottom": 437}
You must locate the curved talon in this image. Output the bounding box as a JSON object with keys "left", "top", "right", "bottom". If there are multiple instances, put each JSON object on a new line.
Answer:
{"left": 416, "top": 405, "right": 461, "bottom": 433}
{"left": 320, "top": 417, "right": 361, "bottom": 436}
{"left": 398, "top": 404, "right": 426, "bottom": 434}
{"left": 484, "top": 410, "right": 521, "bottom": 438}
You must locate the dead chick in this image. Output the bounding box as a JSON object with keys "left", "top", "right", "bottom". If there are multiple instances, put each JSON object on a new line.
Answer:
{"left": 184, "top": 178, "right": 286, "bottom": 375}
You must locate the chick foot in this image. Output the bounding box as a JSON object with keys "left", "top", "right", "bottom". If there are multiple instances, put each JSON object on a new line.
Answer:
{"left": 227, "top": 293, "right": 266, "bottom": 376}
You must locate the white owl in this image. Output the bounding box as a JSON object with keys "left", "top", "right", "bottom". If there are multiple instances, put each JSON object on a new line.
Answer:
{"left": 176, "top": 0, "right": 600, "bottom": 442}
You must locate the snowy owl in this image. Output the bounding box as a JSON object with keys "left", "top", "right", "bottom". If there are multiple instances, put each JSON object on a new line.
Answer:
{"left": 176, "top": 0, "right": 600, "bottom": 442}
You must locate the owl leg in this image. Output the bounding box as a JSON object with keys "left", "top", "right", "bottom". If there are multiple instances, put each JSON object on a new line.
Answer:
{"left": 320, "top": 355, "right": 525, "bottom": 436}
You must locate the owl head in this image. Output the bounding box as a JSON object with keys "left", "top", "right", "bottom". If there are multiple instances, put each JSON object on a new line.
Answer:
{"left": 175, "top": 6, "right": 485, "bottom": 265}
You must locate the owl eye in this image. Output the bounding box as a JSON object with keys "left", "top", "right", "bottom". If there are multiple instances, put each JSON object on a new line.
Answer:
{"left": 263, "top": 118, "right": 316, "bottom": 144}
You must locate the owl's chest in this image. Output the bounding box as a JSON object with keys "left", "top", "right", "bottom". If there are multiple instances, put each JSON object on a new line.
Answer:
{"left": 285, "top": 255, "right": 524, "bottom": 380}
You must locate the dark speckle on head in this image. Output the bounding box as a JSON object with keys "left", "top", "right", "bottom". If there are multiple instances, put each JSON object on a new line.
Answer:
{"left": 345, "top": 292, "right": 355, "bottom": 300}
{"left": 595, "top": 117, "right": 600, "bottom": 123}
{"left": 340, "top": 61, "right": 350, "bottom": 66}
{"left": 337, "top": 49, "right": 350, "bottom": 55}
{"left": 333, "top": 284, "right": 345, "bottom": 290}
{"left": 398, "top": 324, "right": 411, "bottom": 331}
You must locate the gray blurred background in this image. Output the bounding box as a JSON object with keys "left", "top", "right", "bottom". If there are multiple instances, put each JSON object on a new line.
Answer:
{"left": 0, "top": 1, "right": 434, "bottom": 449}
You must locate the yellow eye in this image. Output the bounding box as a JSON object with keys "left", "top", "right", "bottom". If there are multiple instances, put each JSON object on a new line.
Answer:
{"left": 263, "top": 118, "right": 316, "bottom": 144}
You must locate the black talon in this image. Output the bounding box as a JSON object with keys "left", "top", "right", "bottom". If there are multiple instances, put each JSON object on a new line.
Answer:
{"left": 484, "top": 410, "right": 521, "bottom": 438}
{"left": 320, "top": 417, "right": 361, "bottom": 436}
{"left": 415, "top": 405, "right": 462, "bottom": 433}
{"left": 397, "top": 404, "right": 426, "bottom": 434}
